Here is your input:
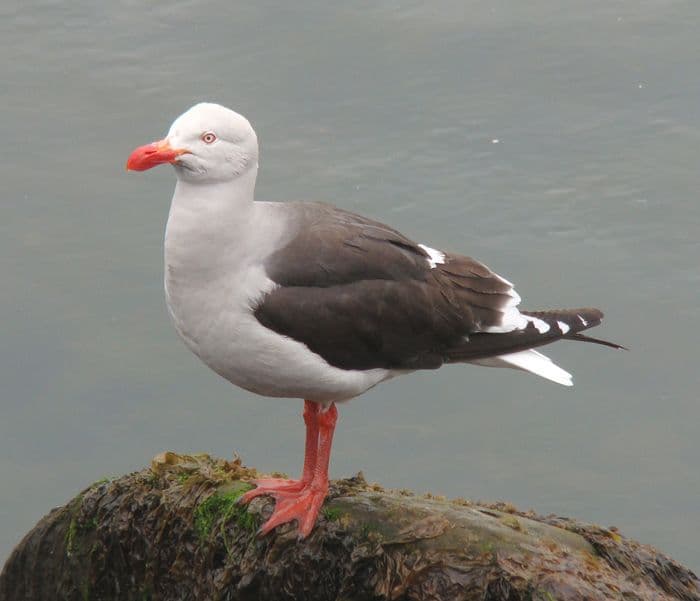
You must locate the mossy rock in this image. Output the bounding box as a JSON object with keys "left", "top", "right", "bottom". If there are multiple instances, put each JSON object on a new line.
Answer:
{"left": 1, "top": 452, "right": 698, "bottom": 601}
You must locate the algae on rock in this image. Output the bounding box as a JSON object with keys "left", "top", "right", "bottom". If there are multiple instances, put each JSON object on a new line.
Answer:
{"left": 1, "top": 452, "right": 698, "bottom": 601}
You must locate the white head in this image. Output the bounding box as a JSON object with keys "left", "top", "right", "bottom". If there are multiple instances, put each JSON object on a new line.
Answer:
{"left": 126, "top": 103, "right": 259, "bottom": 184}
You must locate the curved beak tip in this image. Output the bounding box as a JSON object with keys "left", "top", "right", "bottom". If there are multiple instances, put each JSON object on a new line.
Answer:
{"left": 126, "top": 139, "right": 187, "bottom": 172}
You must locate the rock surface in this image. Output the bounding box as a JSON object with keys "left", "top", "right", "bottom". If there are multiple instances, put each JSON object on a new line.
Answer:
{"left": 1, "top": 452, "right": 698, "bottom": 601}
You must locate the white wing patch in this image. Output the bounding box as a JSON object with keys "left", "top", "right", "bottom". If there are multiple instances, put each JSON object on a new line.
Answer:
{"left": 524, "top": 315, "right": 550, "bottom": 333}
{"left": 557, "top": 320, "right": 570, "bottom": 334}
{"left": 482, "top": 273, "right": 550, "bottom": 334}
{"left": 418, "top": 244, "right": 446, "bottom": 269}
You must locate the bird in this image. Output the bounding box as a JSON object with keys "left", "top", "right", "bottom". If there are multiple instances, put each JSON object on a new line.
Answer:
{"left": 126, "top": 102, "right": 623, "bottom": 538}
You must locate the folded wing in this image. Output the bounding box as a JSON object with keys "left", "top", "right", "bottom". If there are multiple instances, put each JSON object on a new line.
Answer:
{"left": 254, "top": 203, "right": 617, "bottom": 383}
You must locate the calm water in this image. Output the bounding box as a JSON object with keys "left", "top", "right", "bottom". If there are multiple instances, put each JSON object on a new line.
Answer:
{"left": 2, "top": 1, "right": 699, "bottom": 570}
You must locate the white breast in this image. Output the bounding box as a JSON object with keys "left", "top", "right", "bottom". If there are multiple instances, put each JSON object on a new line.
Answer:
{"left": 164, "top": 198, "right": 392, "bottom": 402}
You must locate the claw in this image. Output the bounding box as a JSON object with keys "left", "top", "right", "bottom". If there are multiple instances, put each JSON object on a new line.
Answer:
{"left": 258, "top": 496, "right": 305, "bottom": 535}
{"left": 257, "top": 485, "right": 328, "bottom": 537}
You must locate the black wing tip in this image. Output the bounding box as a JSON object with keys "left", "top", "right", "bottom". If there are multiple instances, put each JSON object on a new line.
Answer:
{"left": 565, "top": 332, "right": 628, "bottom": 351}
{"left": 522, "top": 307, "right": 627, "bottom": 349}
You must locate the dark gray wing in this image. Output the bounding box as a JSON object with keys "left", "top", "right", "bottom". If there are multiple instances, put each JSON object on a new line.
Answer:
{"left": 255, "top": 203, "right": 605, "bottom": 371}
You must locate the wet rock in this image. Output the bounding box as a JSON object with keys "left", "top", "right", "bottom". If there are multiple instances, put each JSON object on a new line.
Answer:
{"left": 1, "top": 452, "right": 698, "bottom": 601}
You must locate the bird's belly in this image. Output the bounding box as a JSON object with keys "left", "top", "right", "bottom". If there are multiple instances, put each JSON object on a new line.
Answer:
{"left": 203, "top": 314, "right": 392, "bottom": 402}
{"left": 165, "top": 270, "right": 392, "bottom": 402}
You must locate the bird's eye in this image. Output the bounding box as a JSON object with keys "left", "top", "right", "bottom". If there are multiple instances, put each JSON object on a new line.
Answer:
{"left": 201, "top": 132, "right": 217, "bottom": 144}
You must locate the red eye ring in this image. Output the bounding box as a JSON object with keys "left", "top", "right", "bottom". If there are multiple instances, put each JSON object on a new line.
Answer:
{"left": 201, "top": 132, "right": 217, "bottom": 144}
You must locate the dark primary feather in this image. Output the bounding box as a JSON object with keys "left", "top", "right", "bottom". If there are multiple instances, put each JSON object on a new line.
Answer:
{"left": 442, "top": 308, "right": 612, "bottom": 363}
{"left": 255, "top": 203, "right": 617, "bottom": 371}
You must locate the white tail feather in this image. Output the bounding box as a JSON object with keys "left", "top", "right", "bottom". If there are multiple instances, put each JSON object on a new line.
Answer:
{"left": 470, "top": 349, "right": 573, "bottom": 387}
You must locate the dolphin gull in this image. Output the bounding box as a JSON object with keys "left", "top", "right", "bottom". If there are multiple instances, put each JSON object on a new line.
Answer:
{"left": 126, "top": 103, "right": 623, "bottom": 538}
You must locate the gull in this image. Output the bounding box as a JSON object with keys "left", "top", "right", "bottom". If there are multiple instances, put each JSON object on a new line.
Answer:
{"left": 126, "top": 103, "right": 622, "bottom": 537}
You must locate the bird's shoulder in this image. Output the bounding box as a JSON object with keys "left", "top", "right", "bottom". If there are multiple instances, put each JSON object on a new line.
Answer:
{"left": 263, "top": 201, "right": 435, "bottom": 287}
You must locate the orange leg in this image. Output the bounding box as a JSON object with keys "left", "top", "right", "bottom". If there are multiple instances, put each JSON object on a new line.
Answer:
{"left": 258, "top": 402, "right": 337, "bottom": 537}
{"left": 240, "top": 400, "right": 321, "bottom": 502}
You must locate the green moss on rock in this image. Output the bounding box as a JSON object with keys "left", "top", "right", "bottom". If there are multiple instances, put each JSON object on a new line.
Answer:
{"left": 194, "top": 482, "right": 255, "bottom": 540}
{"left": 2, "top": 452, "right": 698, "bottom": 601}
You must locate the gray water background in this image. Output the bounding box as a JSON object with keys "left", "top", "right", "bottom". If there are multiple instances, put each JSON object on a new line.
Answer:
{"left": 2, "top": 0, "right": 699, "bottom": 570}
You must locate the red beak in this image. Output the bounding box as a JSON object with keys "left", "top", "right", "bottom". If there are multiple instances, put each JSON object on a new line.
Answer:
{"left": 126, "top": 139, "right": 189, "bottom": 171}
